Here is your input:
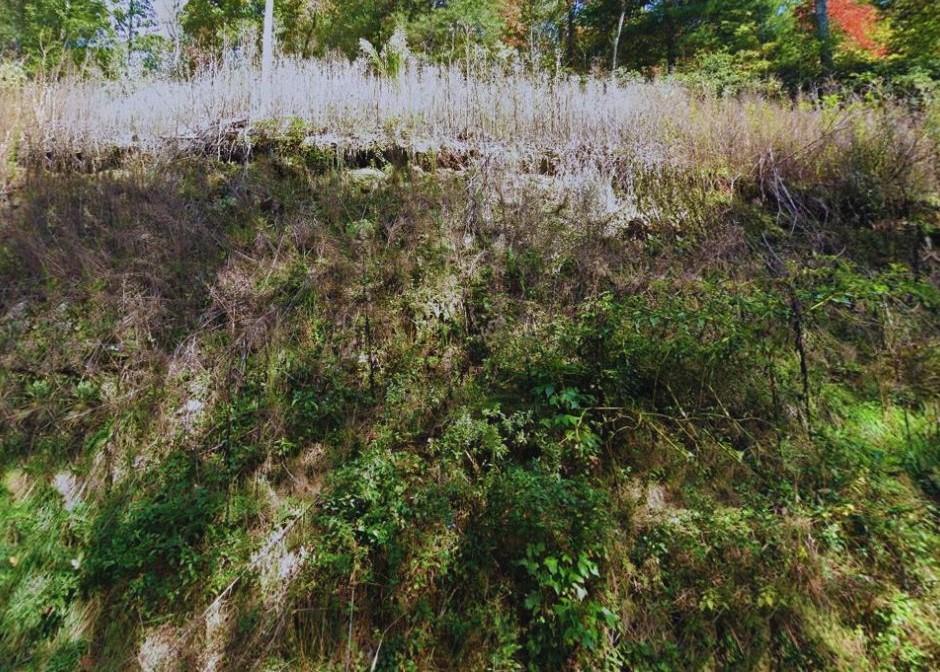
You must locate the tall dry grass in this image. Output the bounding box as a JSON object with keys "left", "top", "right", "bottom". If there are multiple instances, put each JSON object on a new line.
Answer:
{"left": 31, "top": 58, "right": 678, "bottom": 159}
{"left": 9, "top": 60, "right": 850, "bottom": 158}
{"left": 7, "top": 56, "right": 938, "bottom": 216}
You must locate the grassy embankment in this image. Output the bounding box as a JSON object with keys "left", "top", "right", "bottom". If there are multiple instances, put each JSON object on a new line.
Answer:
{"left": 1, "top": 62, "right": 939, "bottom": 671}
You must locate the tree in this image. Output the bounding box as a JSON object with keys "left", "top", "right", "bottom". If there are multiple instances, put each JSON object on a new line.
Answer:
{"left": 261, "top": 0, "right": 273, "bottom": 112}
{"left": 565, "top": 0, "right": 576, "bottom": 64}
{"left": 181, "top": 0, "right": 258, "bottom": 52}
{"left": 828, "top": 0, "right": 887, "bottom": 57}
{"left": 612, "top": 0, "right": 629, "bottom": 70}
{"left": 160, "top": 0, "right": 187, "bottom": 68}
{"left": 273, "top": 0, "right": 322, "bottom": 57}
{"left": 815, "top": 0, "right": 832, "bottom": 70}
{"left": 582, "top": 1, "right": 703, "bottom": 73}
{"left": 793, "top": 1, "right": 891, "bottom": 77}
{"left": 112, "top": 0, "right": 157, "bottom": 68}
{"left": 0, "top": 0, "right": 113, "bottom": 71}
{"left": 593, "top": 1, "right": 718, "bottom": 73}
{"left": 577, "top": 0, "right": 641, "bottom": 71}
{"left": 884, "top": 0, "right": 940, "bottom": 69}
{"left": 308, "top": 1, "right": 428, "bottom": 58}
{"left": 0, "top": 1, "right": 25, "bottom": 56}
{"left": 407, "top": 1, "right": 508, "bottom": 62}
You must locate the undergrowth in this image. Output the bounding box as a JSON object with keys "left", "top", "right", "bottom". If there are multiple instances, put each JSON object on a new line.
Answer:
{"left": 0, "top": 126, "right": 938, "bottom": 671}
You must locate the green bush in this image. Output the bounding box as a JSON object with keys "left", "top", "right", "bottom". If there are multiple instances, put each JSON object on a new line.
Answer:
{"left": 82, "top": 453, "right": 222, "bottom": 617}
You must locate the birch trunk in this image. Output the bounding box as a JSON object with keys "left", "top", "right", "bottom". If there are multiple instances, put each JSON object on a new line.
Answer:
{"left": 612, "top": 3, "right": 626, "bottom": 71}
{"left": 261, "top": 0, "right": 275, "bottom": 115}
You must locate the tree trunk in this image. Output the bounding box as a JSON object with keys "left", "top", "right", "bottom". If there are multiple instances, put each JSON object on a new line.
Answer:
{"left": 612, "top": 2, "right": 626, "bottom": 71}
{"left": 665, "top": 19, "right": 677, "bottom": 73}
{"left": 566, "top": 1, "right": 576, "bottom": 66}
{"left": 815, "top": 0, "right": 833, "bottom": 71}
{"left": 261, "top": 0, "right": 275, "bottom": 115}
{"left": 127, "top": 0, "right": 136, "bottom": 70}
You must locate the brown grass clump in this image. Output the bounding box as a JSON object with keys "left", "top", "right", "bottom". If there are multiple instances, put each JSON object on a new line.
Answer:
{"left": 1, "top": 161, "right": 228, "bottom": 343}
{"left": 0, "top": 77, "right": 27, "bottom": 194}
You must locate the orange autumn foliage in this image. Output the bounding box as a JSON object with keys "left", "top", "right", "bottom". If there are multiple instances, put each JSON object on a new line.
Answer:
{"left": 799, "top": 0, "right": 888, "bottom": 57}
{"left": 499, "top": 1, "right": 526, "bottom": 49}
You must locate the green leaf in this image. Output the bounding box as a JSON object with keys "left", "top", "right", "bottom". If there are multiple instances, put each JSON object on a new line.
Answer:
{"left": 524, "top": 592, "right": 541, "bottom": 611}
{"left": 544, "top": 556, "right": 558, "bottom": 574}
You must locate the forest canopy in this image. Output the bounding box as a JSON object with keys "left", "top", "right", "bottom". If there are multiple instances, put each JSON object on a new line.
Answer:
{"left": 0, "top": 1, "right": 937, "bottom": 88}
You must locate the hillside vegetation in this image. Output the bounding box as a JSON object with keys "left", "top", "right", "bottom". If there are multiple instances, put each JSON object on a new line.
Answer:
{"left": 1, "top": 62, "right": 940, "bottom": 671}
